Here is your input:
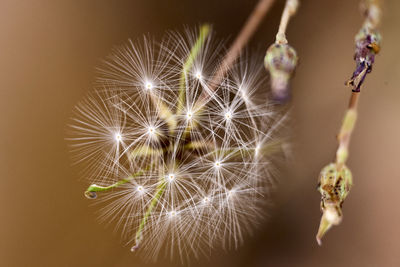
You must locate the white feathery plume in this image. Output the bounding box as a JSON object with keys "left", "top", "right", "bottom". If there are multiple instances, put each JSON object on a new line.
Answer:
{"left": 68, "top": 25, "right": 285, "bottom": 262}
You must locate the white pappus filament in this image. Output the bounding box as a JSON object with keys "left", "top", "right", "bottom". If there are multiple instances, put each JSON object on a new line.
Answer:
{"left": 68, "top": 26, "right": 284, "bottom": 262}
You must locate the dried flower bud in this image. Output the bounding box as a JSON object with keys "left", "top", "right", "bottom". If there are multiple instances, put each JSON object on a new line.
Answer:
{"left": 346, "top": 29, "right": 381, "bottom": 92}
{"left": 316, "top": 163, "right": 353, "bottom": 245}
{"left": 346, "top": 0, "right": 381, "bottom": 92}
{"left": 264, "top": 43, "right": 298, "bottom": 102}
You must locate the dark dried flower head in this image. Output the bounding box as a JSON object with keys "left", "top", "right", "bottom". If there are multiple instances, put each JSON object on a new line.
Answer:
{"left": 346, "top": 28, "right": 381, "bottom": 92}
{"left": 346, "top": 0, "right": 381, "bottom": 92}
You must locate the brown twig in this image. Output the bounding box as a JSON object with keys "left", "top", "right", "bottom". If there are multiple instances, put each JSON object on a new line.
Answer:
{"left": 275, "top": 0, "right": 299, "bottom": 44}
{"left": 197, "top": 0, "right": 275, "bottom": 106}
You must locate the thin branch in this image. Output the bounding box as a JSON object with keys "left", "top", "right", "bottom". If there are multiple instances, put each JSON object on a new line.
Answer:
{"left": 316, "top": 0, "right": 381, "bottom": 245}
{"left": 198, "top": 0, "right": 275, "bottom": 103}
{"left": 276, "top": 0, "right": 299, "bottom": 44}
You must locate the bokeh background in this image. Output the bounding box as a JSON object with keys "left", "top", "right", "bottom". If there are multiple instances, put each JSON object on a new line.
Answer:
{"left": 1, "top": 0, "right": 399, "bottom": 266}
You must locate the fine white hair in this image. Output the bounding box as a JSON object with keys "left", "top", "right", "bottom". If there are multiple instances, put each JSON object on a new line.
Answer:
{"left": 68, "top": 26, "right": 284, "bottom": 262}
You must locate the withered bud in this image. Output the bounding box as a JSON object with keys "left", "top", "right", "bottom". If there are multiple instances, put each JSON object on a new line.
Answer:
{"left": 316, "top": 163, "right": 353, "bottom": 245}
{"left": 346, "top": 29, "right": 381, "bottom": 92}
{"left": 264, "top": 43, "right": 298, "bottom": 102}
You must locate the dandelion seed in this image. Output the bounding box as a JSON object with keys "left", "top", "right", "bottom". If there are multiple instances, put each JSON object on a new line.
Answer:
{"left": 224, "top": 111, "right": 233, "bottom": 121}
{"left": 228, "top": 189, "right": 236, "bottom": 197}
{"left": 114, "top": 132, "right": 122, "bottom": 142}
{"left": 137, "top": 185, "right": 144, "bottom": 192}
{"left": 195, "top": 71, "right": 203, "bottom": 80}
{"left": 147, "top": 126, "right": 156, "bottom": 136}
{"left": 145, "top": 81, "right": 153, "bottom": 90}
{"left": 167, "top": 173, "right": 175, "bottom": 182}
{"left": 186, "top": 111, "right": 193, "bottom": 120}
{"left": 240, "top": 87, "right": 248, "bottom": 101}
{"left": 169, "top": 210, "right": 177, "bottom": 217}
{"left": 214, "top": 161, "right": 222, "bottom": 168}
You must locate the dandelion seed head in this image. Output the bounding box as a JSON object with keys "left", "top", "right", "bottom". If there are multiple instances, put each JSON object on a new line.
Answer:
{"left": 68, "top": 27, "right": 285, "bottom": 262}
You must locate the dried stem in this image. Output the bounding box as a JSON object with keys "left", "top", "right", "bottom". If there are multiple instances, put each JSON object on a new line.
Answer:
{"left": 276, "top": 0, "right": 299, "bottom": 44}
{"left": 197, "top": 0, "right": 275, "bottom": 105}
{"left": 316, "top": 0, "right": 381, "bottom": 245}
{"left": 335, "top": 93, "right": 359, "bottom": 168}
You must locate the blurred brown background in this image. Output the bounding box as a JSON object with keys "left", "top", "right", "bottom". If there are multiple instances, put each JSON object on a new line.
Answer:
{"left": 1, "top": 0, "right": 399, "bottom": 266}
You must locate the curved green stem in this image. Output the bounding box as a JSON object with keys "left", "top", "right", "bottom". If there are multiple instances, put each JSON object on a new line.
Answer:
{"left": 84, "top": 167, "right": 149, "bottom": 199}
{"left": 132, "top": 180, "right": 167, "bottom": 251}
{"left": 176, "top": 24, "right": 211, "bottom": 115}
